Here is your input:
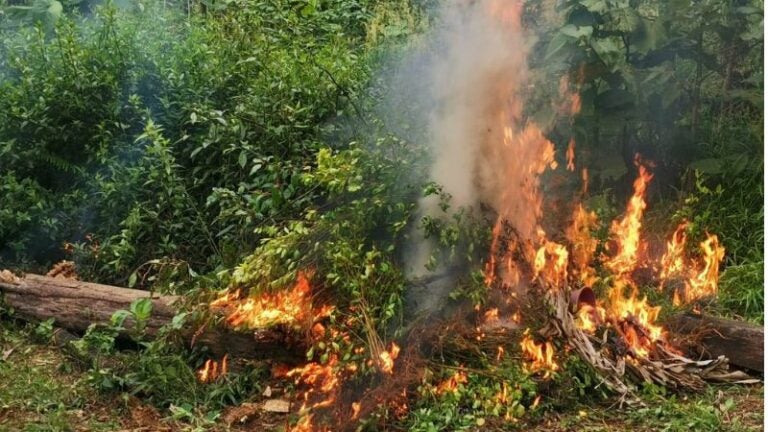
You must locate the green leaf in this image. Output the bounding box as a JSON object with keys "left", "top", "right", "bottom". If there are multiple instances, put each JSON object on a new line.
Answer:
{"left": 238, "top": 151, "right": 247, "bottom": 168}
{"left": 128, "top": 271, "right": 138, "bottom": 288}
{"left": 590, "top": 38, "right": 624, "bottom": 70}
{"left": 579, "top": 0, "right": 607, "bottom": 13}
{"left": 170, "top": 312, "right": 189, "bottom": 330}
{"left": 595, "top": 88, "right": 634, "bottom": 110}
{"left": 544, "top": 33, "right": 571, "bottom": 61}
{"left": 130, "top": 298, "right": 153, "bottom": 322}
{"left": 560, "top": 24, "right": 593, "bottom": 39}
{"left": 111, "top": 310, "right": 130, "bottom": 328}
{"left": 47, "top": 1, "right": 63, "bottom": 20}
{"left": 688, "top": 158, "right": 724, "bottom": 174}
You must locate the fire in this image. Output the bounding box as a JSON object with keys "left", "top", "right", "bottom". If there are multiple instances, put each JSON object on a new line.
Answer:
{"left": 496, "top": 382, "right": 509, "bottom": 403}
{"left": 531, "top": 395, "right": 541, "bottom": 410}
{"left": 378, "top": 342, "right": 401, "bottom": 374}
{"left": 566, "top": 204, "right": 599, "bottom": 287}
{"left": 566, "top": 138, "right": 576, "bottom": 171}
{"left": 211, "top": 271, "right": 331, "bottom": 330}
{"left": 675, "top": 234, "right": 725, "bottom": 305}
{"left": 197, "top": 355, "right": 228, "bottom": 383}
{"left": 435, "top": 370, "right": 468, "bottom": 395}
{"left": 605, "top": 280, "right": 663, "bottom": 357}
{"left": 558, "top": 75, "right": 582, "bottom": 116}
{"left": 574, "top": 304, "right": 604, "bottom": 333}
{"left": 483, "top": 308, "right": 500, "bottom": 324}
{"left": 289, "top": 415, "right": 314, "bottom": 432}
{"left": 605, "top": 157, "right": 653, "bottom": 275}
{"left": 288, "top": 356, "right": 340, "bottom": 412}
{"left": 660, "top": 223, "right": 726, "bottom": 305}
{"left": 660, "top": 222, "right": 689, "bottom": 280}
{"left": 520, "top": 329, "right": 558, "bottom": 376}
{"left": 485, "top": 219, "right": 504, "bottom": 286}
{"left": 533, "top": 240, "right": 569, "bottom": 285}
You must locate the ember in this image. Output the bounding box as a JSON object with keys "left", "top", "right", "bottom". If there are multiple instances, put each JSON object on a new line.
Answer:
{"left": 378, "top": 342, "right": 401, "bottom": 374}
{"left": 197, "top": 355, "right": 228, "bottom": 383}
{"left": 435, "top": 370, "right": 468, "bottom": 395}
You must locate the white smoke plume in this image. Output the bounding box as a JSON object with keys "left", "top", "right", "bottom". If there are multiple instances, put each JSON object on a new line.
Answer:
{"left": 402, "top": 0, "right": 560, "bottom": 277}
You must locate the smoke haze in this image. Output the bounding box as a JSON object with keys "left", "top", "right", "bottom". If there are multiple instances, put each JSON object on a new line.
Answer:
{"left": 394, "top": 0, "right": 559, "bottom": 277}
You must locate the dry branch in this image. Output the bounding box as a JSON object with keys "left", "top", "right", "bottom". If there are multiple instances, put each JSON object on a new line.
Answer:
{"left": 543, "top": 282, "right": 759, "bottom": 403}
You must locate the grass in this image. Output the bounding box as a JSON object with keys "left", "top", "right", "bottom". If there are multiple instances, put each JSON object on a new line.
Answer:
{"left": 523, "top": 386, "right": 763, "bottom": 432}
{"left": 0, "top": 324, "right": 122, "bottom": 432}
{"left": 0, "top": 320, "right": 763, "bottom": 431}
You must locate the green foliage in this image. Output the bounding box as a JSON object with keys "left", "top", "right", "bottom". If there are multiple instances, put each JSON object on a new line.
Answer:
{"left": 403, "top": 365, "right": 538, "bottom": 431}
{"left": 65, "top": 298, "right": 265, "bottom": 411}
{"left": 33, "top": 317, "right": 55, "bottom": 342}
{"left": 719, "top": 262, "right": 764, "bottom": 323}
{"left": 534, "top": 0, "right": 763, "bottom": 188}
{"left": 628, "top": 385, "right": 743, "bottom": 432}
{"left": 0, "top": 0, "right": 396, "bottom": 283}
{"left": 419, "top": 183, "right": 490, "bottom": 274}
{"left": 554, "top": 354, "right": 612, "bottom": 402}
{"left": 233, "top": 134, "right": 418, "bottom": 315}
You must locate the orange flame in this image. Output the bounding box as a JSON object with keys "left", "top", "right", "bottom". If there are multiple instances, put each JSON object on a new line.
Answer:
{"left": 484, "top": 219, "right": 504, "bottom": 286}
{"left": 289, "top": 415, "right": 314, "bottom": 432}
{"left": 660, "top": 221, "right": 726, "bottom": 305}
{"left": 566, "top": 204, "right": 599, "bottom": 287}
{"left": 496, "top": 382, "right": 509, "bottom": 404}
{"left": 605, "top": 280, "right": 663, "bottom": 357}
{"left": 605, "top": 157, "right": 653, "bottom": 275}
{"left": 288, "top": 356, "right": 340, "bottom": 411}
{"left": 211, "top": 271, "right": 331, "bottom": 330}
{"left": 520, "top": 329, "right": 558, "bottom": 376}
{"left": 483, "top": 308, "right": 500, "bottom": 324}
{"left": 533, "top": 240, "right": 569, "bottom": 285}
{"left": 574, "top": 304, "right": 605, "bottom": 333}
{"left": 558, "top": 75, "right": 582, "bottom": 116}
{"left": 435, "top": 370, "right": 468, "bottom": 395}
{"left": 660, "top": 222, "right": 689, "bottom": 280}
{"left": 566, "top": 138, "right": 576, "bottom": 171}
{"left": 197, "top": 355, "right": 228, "bottom": 383}
{"left": 379, "top": 342, "right": 401, "bottom": 374}
{"left": 531, "top": 395, "right": 542, "bottom": 410}
{"left": 675, "top": 234, "right": 725, "bottom": 305}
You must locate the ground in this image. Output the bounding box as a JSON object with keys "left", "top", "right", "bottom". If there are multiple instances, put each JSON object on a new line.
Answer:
{"left": 0, "top": 322, "right": 762, "bottom": 432}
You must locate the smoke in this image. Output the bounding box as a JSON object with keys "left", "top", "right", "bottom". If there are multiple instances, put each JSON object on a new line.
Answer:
{"left": 392, "top": 0, "right": 559, "bottom": 278}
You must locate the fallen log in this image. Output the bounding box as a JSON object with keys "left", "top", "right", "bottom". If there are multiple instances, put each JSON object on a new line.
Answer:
{"left": 0, "top": 272, "right": 305, "bottom": 361}
{"left": 666, "top": 313, "right": 764, "bottom": 373}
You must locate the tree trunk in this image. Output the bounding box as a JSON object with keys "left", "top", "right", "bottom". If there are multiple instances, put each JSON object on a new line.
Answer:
{"left": 0, "top": 272, "right": 305, "bottom": 361}
{"left": 666, "top": 313, "right": 764, "bottom": 373}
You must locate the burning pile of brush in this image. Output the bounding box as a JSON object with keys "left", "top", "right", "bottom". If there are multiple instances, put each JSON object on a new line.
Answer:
{"left": 481, "top": 153, "right": 753, "bottom": 398}
{"left": 195, "top": 1, "right": 757, "bottom": 428}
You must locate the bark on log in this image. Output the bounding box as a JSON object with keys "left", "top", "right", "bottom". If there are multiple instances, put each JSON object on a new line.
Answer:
{"left": 0, "top": 273, "right": 304, "bottom": 361}
{"left": 666, "top": 313, "right": 764, "bottom": 373}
